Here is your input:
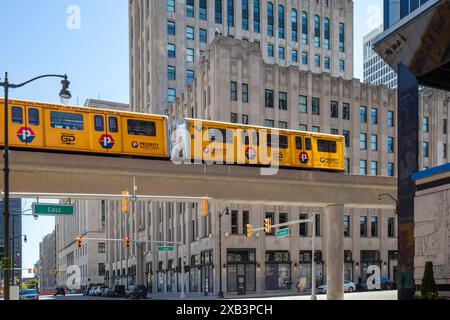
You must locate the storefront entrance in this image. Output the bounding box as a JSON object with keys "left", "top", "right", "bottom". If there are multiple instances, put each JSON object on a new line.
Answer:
{"left": 227, "top": 249, "right": 256, "bottom": 295}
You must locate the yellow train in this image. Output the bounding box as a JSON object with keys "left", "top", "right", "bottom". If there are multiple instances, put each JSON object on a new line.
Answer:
{"left": 0, "top": 98, "right": 345, "bottom": 171}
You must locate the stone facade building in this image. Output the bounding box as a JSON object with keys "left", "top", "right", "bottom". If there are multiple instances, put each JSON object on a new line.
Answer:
{"left": 39, "top": 230, "right": 56, "bottom": 291}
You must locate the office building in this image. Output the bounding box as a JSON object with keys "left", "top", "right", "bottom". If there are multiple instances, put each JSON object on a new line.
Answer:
{"left": 39, "top": 230, "right": 57, "bottom": 291}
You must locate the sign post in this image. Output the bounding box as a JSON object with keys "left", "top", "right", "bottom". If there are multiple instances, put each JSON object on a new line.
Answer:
{"left": 32, "top": 203, "right": 74, "bottom": 216}
{"left": 157, "top": 246, "right": 175, "bottom": 252}
{"left": 275, "top": 228, "right": 290, "bottom": 238}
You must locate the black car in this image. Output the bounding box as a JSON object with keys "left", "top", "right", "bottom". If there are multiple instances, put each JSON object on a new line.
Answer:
{"left": 54, "top": 286, "right": 66, "bottom": 296}
{"left": 126, "top": 285, "right": 148, "bottom": 300}
{"left": 112, "top": 285, "right": 126, "bottom": 298}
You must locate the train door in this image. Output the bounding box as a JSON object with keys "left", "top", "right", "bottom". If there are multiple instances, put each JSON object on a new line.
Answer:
{"left": 90, "top": 113, "right": 108, "bottom": 154}
{"left": 238, "top": 129, "right": 259, "bottom": 165}
{"left": 106, "top": 115, "right": 123, "bottom": 154}
{"left": 8, "top": 104, "right": 45, "bottom": 149}
{"left": 294, "top": 136, "right": 313, "bottom": 169}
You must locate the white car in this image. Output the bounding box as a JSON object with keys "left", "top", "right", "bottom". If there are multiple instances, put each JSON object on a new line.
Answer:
{"left": 19, "top": 289, "right": 39, "bottom": 300}
{"left": 317, "top": 280, "right": 356, "bottom": 293}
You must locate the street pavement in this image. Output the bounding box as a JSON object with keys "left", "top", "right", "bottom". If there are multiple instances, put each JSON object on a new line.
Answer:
{"left": 237, "top": 290, "right": 397, "bottom": 300}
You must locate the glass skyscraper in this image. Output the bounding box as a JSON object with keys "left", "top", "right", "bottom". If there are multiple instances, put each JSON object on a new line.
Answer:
{"left": 384, "top": 0, "right": 431, "bottom": 29}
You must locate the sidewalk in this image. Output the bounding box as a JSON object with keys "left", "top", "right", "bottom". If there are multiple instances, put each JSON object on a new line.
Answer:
{"left": 148, "top": 291, "right": 311, "bottom": 300}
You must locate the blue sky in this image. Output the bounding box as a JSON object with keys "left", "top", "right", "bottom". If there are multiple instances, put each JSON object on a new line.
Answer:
{"left": 1, "top": 0, "right": 382, "bottom": 275}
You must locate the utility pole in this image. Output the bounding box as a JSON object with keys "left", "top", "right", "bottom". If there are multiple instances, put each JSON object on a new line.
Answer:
{"left": 311, "top": 212, "right": 317, "bottom": 300}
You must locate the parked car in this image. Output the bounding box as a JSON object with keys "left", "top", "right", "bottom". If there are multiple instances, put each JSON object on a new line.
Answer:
{"left": 112, "top": 285, "right": 126, "bottom": 298}
{"left": 19, "top": 289, "right": 39, "bottom": 300}
{"left": 99, "top": 286, "right": 109, "bottom": 297}
{"left": 126, "top": 285, "right": 148, "bottom": 300}
{"left": 53, "top": 286, "right": 66, "bottom": 296}
{"left": 317, "top": 280, "right": 356, "bottom": 294}
{"left": 380, "top": 277, "right": 397, "bottom": 290}
{"left": 102, "top": 287, "right": 113, "bottom": 297}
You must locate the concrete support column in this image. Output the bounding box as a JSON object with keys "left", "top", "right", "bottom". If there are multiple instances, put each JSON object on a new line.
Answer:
{"left": 325, "top": 204, "right": 344, "bottom": 300}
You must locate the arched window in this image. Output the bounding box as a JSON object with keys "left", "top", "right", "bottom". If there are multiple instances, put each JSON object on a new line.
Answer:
{"left": 267, "top": 2, "right": 274, "bottom": 37}
{"left": 314, "top": 15, "right": 320, "bottom": 48}
{"left": 291, "top": 9, "right": 298, "bottom": 42}
{"left": 301, "top": 11, "right": 308, "bottom": 44}
{"left": 278, "top": 4, "right": 285, "bottom": 39}
{"left": 324, "top": 17, "right": 330, "bottom": 50}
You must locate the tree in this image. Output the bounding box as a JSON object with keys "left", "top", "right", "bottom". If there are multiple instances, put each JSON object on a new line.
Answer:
{"left": 421, "top": 261, "right": 438, "bottom": 299}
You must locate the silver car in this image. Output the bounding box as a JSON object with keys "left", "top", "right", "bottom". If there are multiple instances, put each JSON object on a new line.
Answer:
{"left": 19, "top": 289, "right": 39, "bottom": 300}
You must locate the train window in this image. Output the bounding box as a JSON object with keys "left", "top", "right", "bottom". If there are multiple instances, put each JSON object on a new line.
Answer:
{"left": 242, "top": 131, "right": 259, "bottom": 145}
{"left": 94, "top": 115, "right": 105, "bottom": 132}
{"left": 12, "top": 107, "right": 23, "bottom": 124}
{"left": 295, "top": 137, "right": 303, "bottom": 150}
{"left": 208, "top": 128, "right": 234, "bottom": 143}
{"left": 266, "top": 134, "right": 289, "bottom": 149}
{"left": 28, "top": 108, "right": 39, "bottom": 126}
{"left": 127, "top": 119, "right": 156, "bottom": 136}
{"left": 317, "top": 139, "right": 337, "bottom": 153}
{"left": 305, "top": 138, "right": 312, "bottom": 150}
{"left": 109, "top": 117, "right": 118, "bottom": 133}
{"left": 51, "top": 111, "right": 84, "bottom": 130}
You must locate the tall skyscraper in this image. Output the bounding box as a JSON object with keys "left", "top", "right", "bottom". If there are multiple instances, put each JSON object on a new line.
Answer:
{"left": 129, "top": 0, "right": 354, "bottom": 115}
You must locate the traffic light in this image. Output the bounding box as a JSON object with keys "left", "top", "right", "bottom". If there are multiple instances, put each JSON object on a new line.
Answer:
{"left": 33, "top": 268, "right": 37, "bottom": 273}
{"left": 201, "top": 199, "right": 208, "bottom": 217}
{"left": 264, "top": 218, "right": 271, "bottom": 234}
{"left": 246, "top": 224, "right": 252, "bottom": 238}
{"left": 76, "top": 235, "right": 82, "bottom": 248}
{"left": 121, "top": 191, "right": 129, "bottom": 214}
{"left": 28, "top": 268, "right": 32, "bottom": 274}
{"left": 124, "top": 235, "right": 130, "bottom": 248}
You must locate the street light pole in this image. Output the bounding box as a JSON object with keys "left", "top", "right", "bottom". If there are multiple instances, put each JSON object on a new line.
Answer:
{"left": 1, "top": 72, "right": 71, "bottom": 300}
{"left": 311, "top": 212, "right": 317, "bottom": 300}
{"left": 217, "top": 207, "right": 229, "bottom": 299}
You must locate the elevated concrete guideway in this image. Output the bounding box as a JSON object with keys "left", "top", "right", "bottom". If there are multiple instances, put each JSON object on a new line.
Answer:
{"left": 0, "top": 151, "right": 397, "bottom": 208}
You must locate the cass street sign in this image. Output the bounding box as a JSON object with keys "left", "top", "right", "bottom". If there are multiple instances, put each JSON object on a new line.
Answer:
{"left": 157, "top": 246, "right": 175, "bottom": 252}
{"left": 276, "top": 228, "right": 290, "bottom": 238}
{"left": 32, "top": 203, "right": 74, "bottom": 216}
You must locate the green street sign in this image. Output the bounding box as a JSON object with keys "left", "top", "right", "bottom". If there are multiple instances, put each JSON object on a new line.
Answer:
{"left": 276, "top": 228, "right": 290, "bottom": 238}
{"left": 157, "top": 246, "right": 175, "bottom": 252}
{"left": 32, "top": 203, "right": 74, "bottom": 216}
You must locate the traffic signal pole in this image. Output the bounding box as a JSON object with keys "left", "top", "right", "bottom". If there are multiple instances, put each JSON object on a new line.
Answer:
{"left": 311, "top": 212, "right": 317, "bottom": 300}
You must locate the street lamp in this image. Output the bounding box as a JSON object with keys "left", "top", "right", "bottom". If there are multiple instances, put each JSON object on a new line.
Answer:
{"left": 1, "top": 72, "right": 71, "bottom": 300}
{"left": 378, "top": 193, "right": 398, "bottom": 214}
{"left": 217, "top": 207, "right": 229, "bottom": 299}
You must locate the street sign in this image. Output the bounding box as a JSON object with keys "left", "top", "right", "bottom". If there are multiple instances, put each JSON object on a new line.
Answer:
{"left": 276, "top": 228, "right": 290, "bottom": 238}
{"left": 157, "top": 246, "right": 175, "bottom": 252}
{"left": 32, "top": 203, "right": 74, "bottom": 216}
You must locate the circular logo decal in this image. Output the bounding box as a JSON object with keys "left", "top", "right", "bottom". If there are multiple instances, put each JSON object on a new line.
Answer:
{"left": 17, "top": 127, "right": 35, "bottom": 143}
{"left": 299, "top": 152, "right": 309, "bottom": 164}
{"left": 245, "top": 147, "right": 256, "bottom": 160}
{"left": 131, "top": 141, "right": 139, "bottom": 149}
{"left": 99, "top": 134, "right": 115, "bottom": 149}
{"left": 320, "top": 157, "right": 326, "bottom": 163}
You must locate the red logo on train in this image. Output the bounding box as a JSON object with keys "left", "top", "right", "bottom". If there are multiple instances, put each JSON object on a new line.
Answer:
{"left": 299, "top": 152, "right": 309, "bottom": 164}
{"left": 99, "top": 134, "right": 115, "bottom": 149}
{"left": 17, "top": 127, "right": 35, "bottom": 143}
{"left": 245, "top": 147, "right": 256, "bottom": 160}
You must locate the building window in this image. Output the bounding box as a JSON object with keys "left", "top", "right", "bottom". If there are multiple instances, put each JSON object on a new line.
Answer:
{"left": 231, "top": 113, "right": 238, "bottom": 123}
{"left": 199, "top": 0, "right": 207, "bottom": 20}
{"left": 312, "top": 98, "right": 320, "bottom": 115}
{"left": 215, "top": 0, "right": 223, "bottom": 24}
{"left": 199, "top": 29, "right": 207, "bottom": 43}
{"left": 444, "top": 119, "right": 447, "bottom": 134}
{"left": 344, "top": 215, "right": 350, "bottom": 237}
{"left": 324, "top": 17, "right": 330, "bottom": 50}
{"left": 265, "top": 119, "right": 274, "bottom": 128}
{"left": 268, "top": 44, "right": 274, "bottom": 57}
{"left": 343, "top": 131, "right": 350, "bottom": 148}
{"left": 315, "top": 214, "right": 321, "bottom": 236}
{"left": 371, "top": 108, "right": 378, "bottom": 124}
{"left": 167, "top": 20, "right": 176, "bottom": 36}
{"left": 242, "top": 0, "right": 249, "bottom": 30}
{"left": 167, "top": 0, "right": 175, "bottom": 13}
{"left": 330, "top": 101, "right": 338, "bottom": 118}
{"left": 339, "top": 23, "right": 345, "bottom": 53}
{"left": 299, "top": 124, "right": 307, "bottom": 132}
{"left": 388, "top": 111, "right": 395, "bottom": 127}
{"left": 292, "top": 50, "right": 298, "bottom": 63}
{"left": 360, "top": 106, "right": 367, "bottom": 123}
{"left": 186, "top": 26, "right": 194, "bottom": 40}
{"left": 254, "top": 0, "right": 260, "bottom": 32}
{"left": 279, "top": 212, "right": 288, "bottom": 229}
{"left": 444, "top": 143, "right": 447, "bottom": 159}
{"left": 291, "top": 9, "right": 298, "bottom": 42}
{"left": 299, "top": 11, "right": 308, "bottom": 45}
{"left": 279, "top": 121, "right": 288, "bottom": 129}
{"left": 186, "top": 69, "right": 194, "bottom": 85}
{"left": 278, "top": 47, "right": 285, "bottom": 60}
{"left": 99, "top": 263, "right": 106, "bottom": 276}
{"left": 230, "top": 82, "right": 238, "bottom": 101}
{"left": 360, "top": 133, "right": 367, "bottom": 150}
{"left": 98, "top": 243, "right": 106, "bottom": 253}
{"left": 299, "top": 95, "right": 307, "bottom": 113}
{"left": 265, "top": 89, "right": 274, "bottom": 108}
{"left": 345, "top": 158, "right": 350, "bottom": 173}
{"left": 242, "top": 211, "right": 249, "bottom": 235}
{"left": 227, "top": 0, "right": 235, "bottom": 27}
{"left": 314, "top": 15, "right": 320, "bottom": 48}
{"left": 168, "top": 43, "right": 176, "bottom": 58}
{"left": 278, "top": 4, "right": 285, "bottom": 39}
{"left": 339, "top": 60, "right": 345, "bottom": 73}
{"left": 360, "top": 216, "right": 368, "bottom": 237}
{"left": 387, "top": 137, "right": 394, "bottom": 153}
{"left": 422, "top": 116, "right": 429, "bottom": 133}
{"left": 279, "top": 92, "right": 287, "bottom": 110}
{"left": 242, "top": 114, "right": 249, "bottom": 124}
{"left": 267, "top": 2, "right": 274, "bottom": 37}
{"left": 186, "top": 0, "right": 194, "bottom": 18}
{"left": 299, "top": 214, "right": 308, "bottom": 236}
{"left": 168, "top": 88, "right": 176, "bottom": 103}
{"left": 324, "top": 57, "right": 330, "bottom": 70}
{"left": 301, "top": 52, "right": 308, "bottom": 65}
{"left": 388, "top": 162, "right": 395, "bottom": 177}
{"left": 314, "top": 55, "right": 320, "bottom": 68}
{"left": 186, "top": 48, "right": 194, "bottom": 62}
{"left": 360, "top": 160, "right": 367, "bottom": 175}
{"left": 231, "top": 210, "right": 238, "bottom": 234}
{"left": 331, "top": 128, "right": 338, "bottom": 135}
{"left": 371, "top": 161, "right": 378, "bottom": 176}
{"left": 168, "top": 65, "right": 176, "bottom": 81}
{"left": 242, "top": 84, "right": 249, "bottom": 103}
{"left": 343, "top": 103, "right": 350, "bottom": 120}
{"left": 312, "top": 126, "right": 320, "bottom": 133}
{"left": 371, "top": 216, "right": 378, "bottom": 237}
{"left": 422, "top": 142, "right": 429, "bottom": 158}
{"left": 388, "top": 217, "right": 395, "bottom": 237}
{"left": 370, "top": 134, "right": 378, "bottom": 151}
